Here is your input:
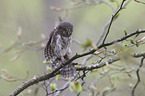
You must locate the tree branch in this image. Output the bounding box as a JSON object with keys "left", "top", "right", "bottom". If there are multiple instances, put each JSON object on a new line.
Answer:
{"left": 134, "top": 0, "right": 145, "bottom": 4}
{"left": 131, "top": 57, "right": 145, "bottom": 96}
{"left": 96, "top": 0, "right": 131, "bottom": 45}
{"left": 102, "top": 0, "right": 126, "bottom": 44}
{"left": 76, "top": 58, "right": 120, "bottom": 71}
{"left": 9, "top": 29, "right": 145, "bottom": 96}
{"left": 76, "top": 50, "right": 145, "bottom": 71}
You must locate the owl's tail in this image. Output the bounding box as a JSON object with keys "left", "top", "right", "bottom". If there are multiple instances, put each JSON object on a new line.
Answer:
{"left": 60, "top": 63, "right": 76, "bottom": 78}
{"left": 49, "top": 59, "right": 76, "bottom": 77}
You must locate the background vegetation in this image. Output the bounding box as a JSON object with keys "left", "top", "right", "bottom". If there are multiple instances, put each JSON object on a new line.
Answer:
{"left": 0, "top": 0, "right": 145, "bottom": 96}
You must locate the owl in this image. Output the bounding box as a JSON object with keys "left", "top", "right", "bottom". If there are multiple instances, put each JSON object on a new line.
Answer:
{"left": 44, "top": 21, "right": 75, "bottom": 77}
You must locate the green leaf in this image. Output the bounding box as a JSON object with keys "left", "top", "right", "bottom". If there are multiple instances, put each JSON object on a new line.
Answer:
{"left": 111, "top": 76, "right": 116, "bottom": 81}
{"left": 56, "top": 74, "right": 61, "bottom": 81}
{"left": 130, "top": 39, "right": 134, "bottom": 44}
{"left": 111, "top": 82, "right": 116, "bottom": 88}
{"left": 135, "top": 33, "right": 140, "bottom": 37}
{"left": 103, "top": 87, "right": 110, "bottom": 93}
{"left": 46, "top": 66, "right": 52, "bottom": 72}
{"left": 136, "top": 44, "right": 139, "bottom": 47}
{"left": 112, "top": 48, "right": 118, "bottom": 53}
{"left": 59, "top": 16, "right": 62, "bottom": 22}
{"left": 69, "top": 81, "right": 82, "bottom": 92}
{"left": 123, "top": 29, "right": 127, "bottom": 35}
{"left": 50, "top": 83, "right": 57, "bottom": 91}
{"left": 75, "top": 82, "right": 82, "bottom": 92}
{"left": 69, "top": 82, "right": 74, "bottom": 92}
{"left": 43, "top": 60, "right": 51, "bottom": 64}
{"left": 124, "top": 43, "right": 127, "bottom": 47}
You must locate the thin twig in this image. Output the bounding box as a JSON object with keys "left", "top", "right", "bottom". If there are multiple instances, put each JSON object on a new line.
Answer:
{"left": 102, "top": 0, "right": 126, "bottom": 44}
{"left": 131, "top": 57, "right": 145, "bottom": 96}
{"left": 134, "top": 0, "right": 145, "bottom": 4}
{"left": 77, "top": 51, "right": 145, "bottom": 71}
{"left": 76, "top": 58, "right": 120, "bottom": 71}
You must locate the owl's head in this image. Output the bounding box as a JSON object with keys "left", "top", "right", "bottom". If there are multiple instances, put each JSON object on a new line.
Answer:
{"left": 57, "top": 21, "right": 73, "bottom": 37}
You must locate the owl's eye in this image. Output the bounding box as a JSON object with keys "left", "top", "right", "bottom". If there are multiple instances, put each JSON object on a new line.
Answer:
{"left": 63, "top": 28, "right": 67, "bottom": 31}
{"left": 69, "top": 29, "right": 72, "bottom": 32}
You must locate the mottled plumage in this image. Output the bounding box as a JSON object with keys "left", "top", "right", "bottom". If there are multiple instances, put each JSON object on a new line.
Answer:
{"left": 44, "top": 21, "right": 75, "bottom": 77}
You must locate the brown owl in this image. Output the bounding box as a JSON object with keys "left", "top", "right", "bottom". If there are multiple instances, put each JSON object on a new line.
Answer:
{"left": 44, "top": 21, "right": 75, "bottom": 77}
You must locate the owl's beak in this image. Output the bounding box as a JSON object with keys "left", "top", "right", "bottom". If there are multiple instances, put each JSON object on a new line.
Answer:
{"left": 67, "top": 29, "right": 72, "bottom": 35}
{"left": 69, "top": 31, "right": 72, "bottom": 35}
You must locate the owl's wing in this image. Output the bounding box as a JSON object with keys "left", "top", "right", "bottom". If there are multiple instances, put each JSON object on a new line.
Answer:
{"left": 44, "top": 30, "right": 54, "bottom": 61}
{"left": 47, "top": 30, "right": 54, "bottom": 46}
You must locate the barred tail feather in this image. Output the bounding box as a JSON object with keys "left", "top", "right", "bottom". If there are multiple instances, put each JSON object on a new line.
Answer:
{"left": 46, "top": 58, "right": 76, "bottom": 77}
{"left": 60, "top": 63, "right": 76, "bottom": 77}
